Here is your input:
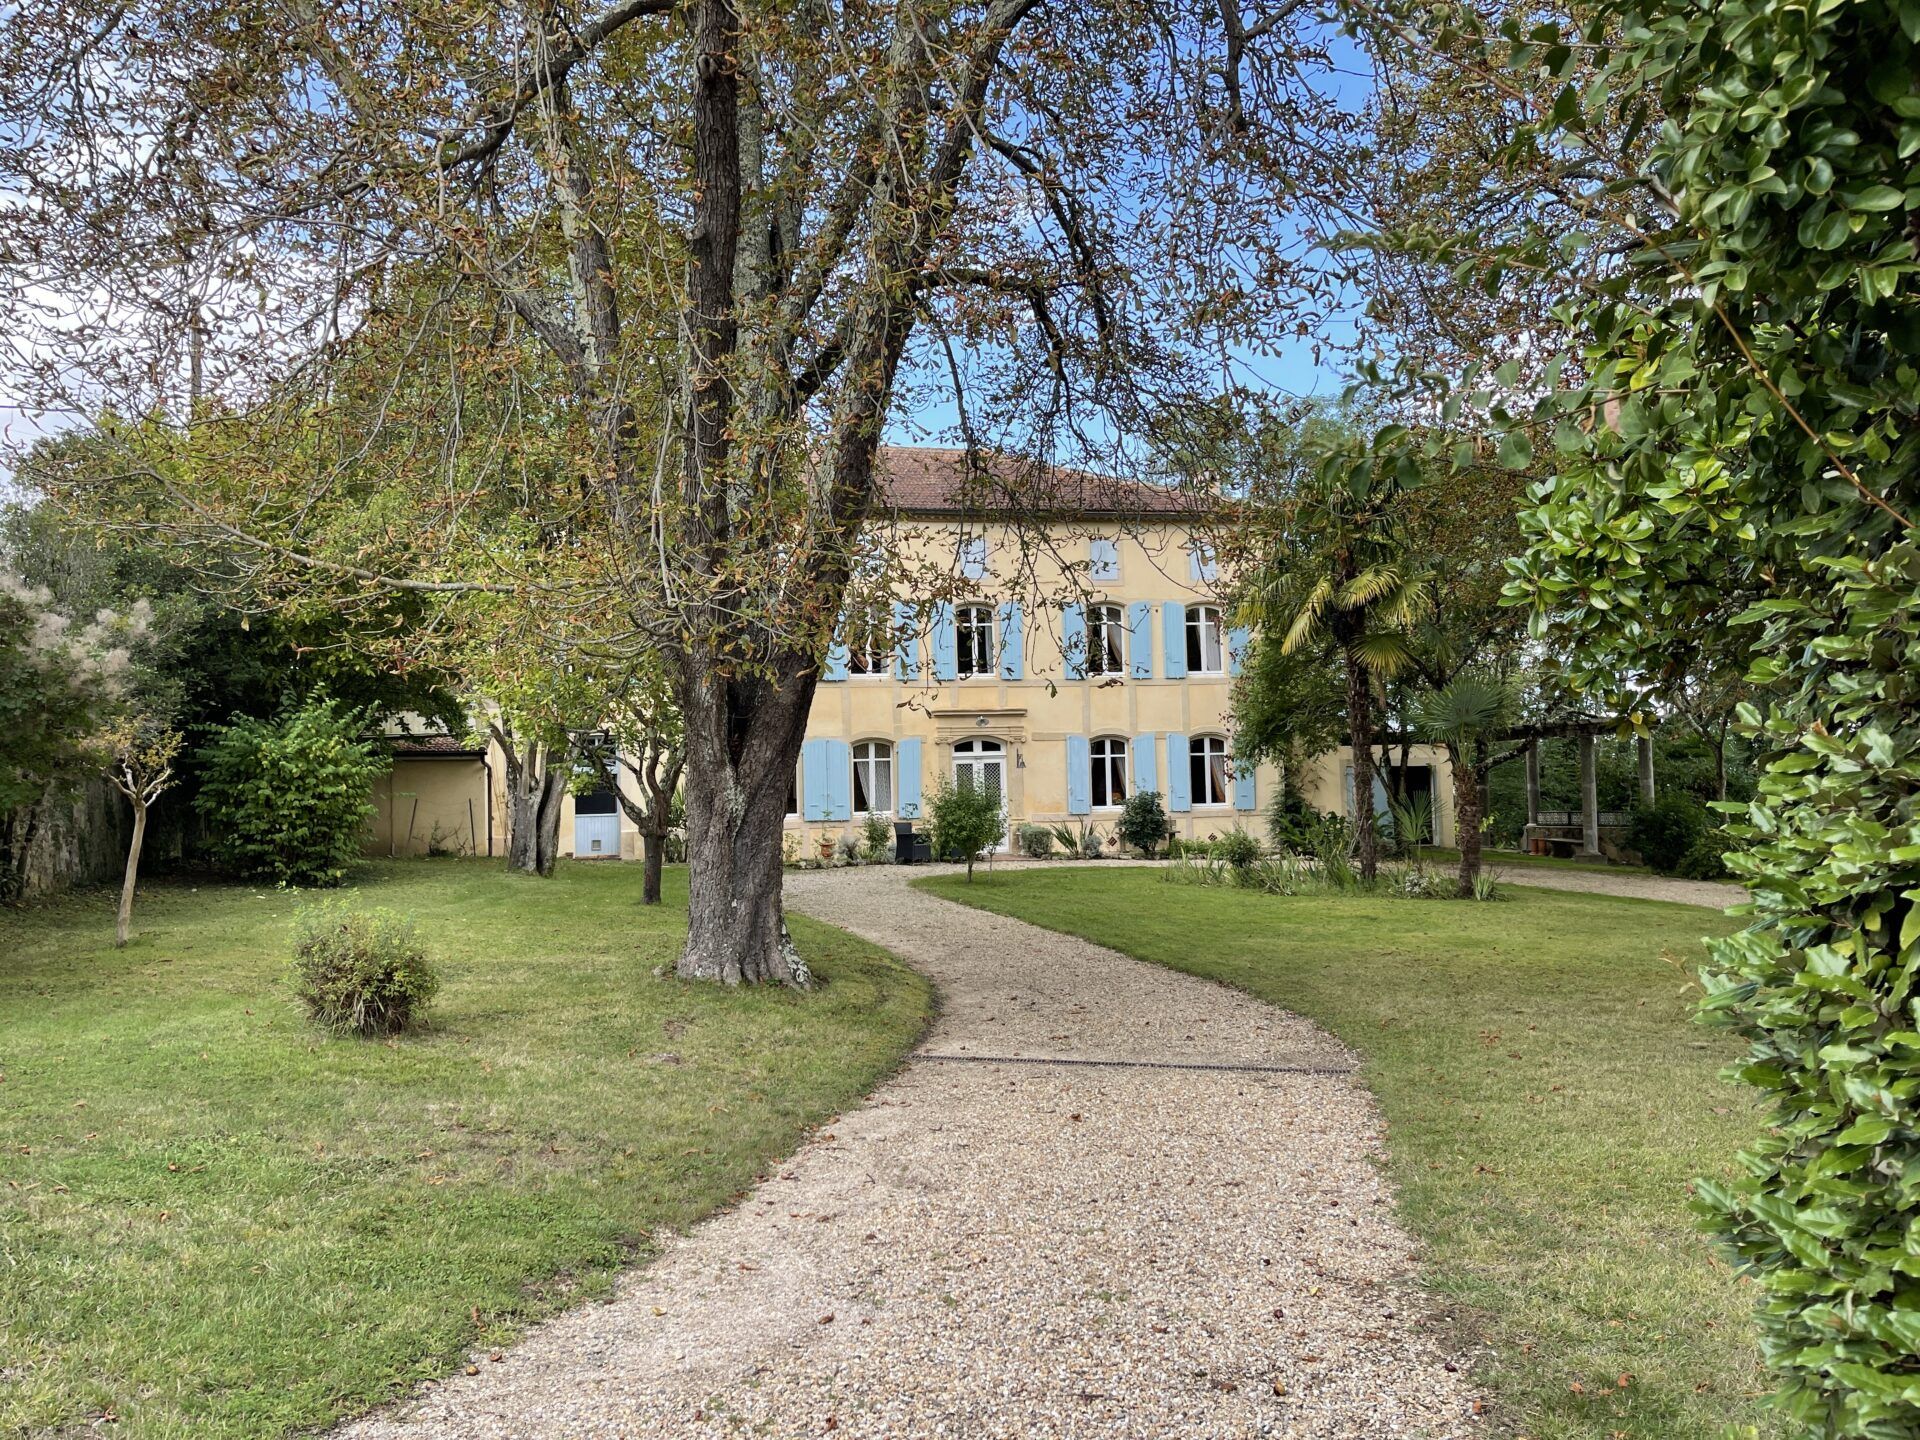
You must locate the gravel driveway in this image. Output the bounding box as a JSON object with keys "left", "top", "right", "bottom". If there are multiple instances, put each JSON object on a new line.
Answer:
{"left": 1491, "top": 866, "right": 1743, "bottom": 910}
{"left": 336, "top": 864, "right": 1480, "bottom": 1439}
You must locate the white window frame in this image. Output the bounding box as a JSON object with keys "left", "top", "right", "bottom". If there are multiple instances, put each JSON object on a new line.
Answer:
{"left": 955, "top": 603, "right": 996, "bottom": 678}
{"left": 958, "top": 534, "right": 988, "bottom": 581}
{"left": 1186, "top": 604, "right": 1225, "bottom": 675}
{"left": 1086, "top": 603, "right": 1126, "bottom": 676}
{"left": 1088, "top": 537, "right": 1120, "bottom": 582}
{"left": 844, "top": 618, "right": 889, "bottom": 677}
{"left": 1189, "top": 541, "right": 1218, "bottom": 583}
{"left": 851, "top": 740, "right": 894, "bottom": 816}
{"left": 1190, "top": 735, "right": 1231, "bottom": 807}
{"left": 1090, "top": 736, "right": 1129, "bottom": 809}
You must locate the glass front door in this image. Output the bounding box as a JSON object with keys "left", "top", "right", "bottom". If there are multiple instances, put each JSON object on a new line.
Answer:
{"left": 951, "top": 738, "right": 1010, "bottom": 852}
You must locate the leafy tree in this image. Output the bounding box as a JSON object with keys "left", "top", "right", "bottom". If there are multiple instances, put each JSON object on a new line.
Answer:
{"left": 1115, "top": 790, "right": 1169, "bottom": 859}
{"left": 579, "top": 664, "right": 685, "bottom": 904}
{"left": 196, "top": 702, "right": 385, "bottom": 887}
{"left": 926, "top": 780, "right": 1004, "bottom": 882}
{"left": 4, "top": 0, "right": 1367, "bottom": 984}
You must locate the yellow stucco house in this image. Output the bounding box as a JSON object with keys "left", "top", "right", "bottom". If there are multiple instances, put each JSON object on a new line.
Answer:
{"left": 370, "top": 447, "right": 1457, "bottom": 860}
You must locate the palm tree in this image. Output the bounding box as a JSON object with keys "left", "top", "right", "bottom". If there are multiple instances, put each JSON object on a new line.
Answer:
{"left": 1410, "top": 674, "right": 1520, "bottom": 895}
{"left": 1246, "top": 452, "right": 1430, "bottom": 882}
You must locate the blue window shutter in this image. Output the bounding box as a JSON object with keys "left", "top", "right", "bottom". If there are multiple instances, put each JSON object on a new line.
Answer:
{"left": 932, "top": 603, "right": 957, "bottom": 681}
{"left": 1233, "top": 757, "right": 1257, "bottom": 812}
{"left": 896, "top": 737, "right": 923, "bottom": 818}
{"left": 1343, "top": 764, "right": 1391, "bottom": 818}
{"left": 824, "top": 638, "right": 849, "bottom": 681}
{"left": 827, "top": 741, "right": 852, "bottom": 822}
{"left": 801, "top": 738, "right": 829, "bottom": 821}
{"left": 1188, "top": 546, "right": 1202, "bottom": 583}
{"left": 1162, "top": 604, "right": 1188, "bottom": 679}
{"left": 1127, "top": 602, "right": 1153, "bottom": 678}
{"left": 1066, "top": 735, "right": 1092, "bottom": 815}
{"left": 997, "top": 601, "right": 1024, "bottom": 679}
{"left": 1061, "top": 603, "right": 1086, "bottom": 680}
{"left": 1132, "top": 733, "right": 1158, "bottom": 796}
{"left": 892, "top": 602, "right": 920, "bottom": 681}
{"left": 1166, "top": 732, "right": 1191, "bottom": 812}
{"left": 1228, "top": 625, "right": 1250, "bottom": 678}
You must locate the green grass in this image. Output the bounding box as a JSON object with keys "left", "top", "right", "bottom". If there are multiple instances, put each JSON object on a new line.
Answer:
{"left": 1419, "top": 846, "right": 1653, "bottom": 876}
{"left": 1, "top": 860, "right": 931, "bottom": 1440}
{"left": 917, "top": 868, "right": 1774, "bottom": 1440}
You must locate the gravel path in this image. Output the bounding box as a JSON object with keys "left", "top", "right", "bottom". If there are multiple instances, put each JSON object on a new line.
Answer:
{"left": 1490, "top": 865, "right": 1742, "bottom": 910}
{"left": 336, "top": 864, "right": 1480, "bottom": 1440}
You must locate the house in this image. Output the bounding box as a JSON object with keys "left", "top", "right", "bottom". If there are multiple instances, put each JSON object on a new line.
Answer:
{"left": 368, "top": 447, "right": 1458, "bottom": 860}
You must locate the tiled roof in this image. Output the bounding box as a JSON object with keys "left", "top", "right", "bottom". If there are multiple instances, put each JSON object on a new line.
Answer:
{"left": 875, "top": 446, "right": 1203, "bottom": 519}
{"left": 383, "top": 733, "right": 484, "bottom": 757}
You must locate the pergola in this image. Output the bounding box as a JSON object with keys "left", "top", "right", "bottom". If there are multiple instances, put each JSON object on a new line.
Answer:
{"left": 1509, "top": 717, "right": 1656, "bottom": 860}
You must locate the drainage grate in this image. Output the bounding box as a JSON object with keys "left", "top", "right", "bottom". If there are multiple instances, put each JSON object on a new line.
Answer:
{"left": 915, "top": 1052, "right": 1355, "bottom": 1077}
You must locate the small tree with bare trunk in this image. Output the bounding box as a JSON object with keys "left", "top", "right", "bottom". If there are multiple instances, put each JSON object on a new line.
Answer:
{"left": 98, "top": 717, "right": 182, "bottom": 947}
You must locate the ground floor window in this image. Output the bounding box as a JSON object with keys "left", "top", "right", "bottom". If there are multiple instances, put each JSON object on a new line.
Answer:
{"left": 1190, "top": 734, "right": 1230, "bottom": 806}
{"left": 1091, "top": 736, "right": 1128, "bottom": 808}
{"left": 852, "top": 740, "right": 893, "bottom": 814}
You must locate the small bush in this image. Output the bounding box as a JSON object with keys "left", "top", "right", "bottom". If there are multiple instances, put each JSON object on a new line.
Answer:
{"left": 1215, "top": 829, "right": 1262, "bottom": 870}
{"left": 926, "top": 779, "right": 1005, "bottom": 879}
{"left": 1115, "top": 790, "right": 1169, "bottom": 857}
{"left": 1629, "top": 794, "right": 1710, "bottom": 875}
{"left": 1018, "top": 824, "right": 1055, "bottom": 859}
{"left": 861, "top": 812, "right": 894, "bottom": 862}
{"left": 291, "top": 901, "right": 439, "bottom": 1036}
{"left": 197, "top": 700, "right": 384, "bottom": 887}
{"left": 1676, "top": 827, "right": 1736, "bottom": 880}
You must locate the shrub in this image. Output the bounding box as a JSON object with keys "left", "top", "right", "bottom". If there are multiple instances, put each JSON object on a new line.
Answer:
{"left": 1676, "top": 828, "right": 1735, "bottom": 881}
{"left": 197, "top": 701, "right": 384, "bottom": 886}
{"left": 861, "top": 811, "right": 894, "bottom": 862}
{"left": 290, "top": 900, "right": 438, "bottom": 1035}
{"left": 1628, "top": 794, "right": 1710, "bottom": 875}
{"left": 1018, "top": 824, "right": 1054, "bottom": 859}
{"left": 1115, "top": 790, "right": 1169, "bottom": 857}
{"left": 926, "top": 779, "right": 1004, "bottom": 880}
{"left": 1215, "top": 828, "right": 1261, "bottom": 870}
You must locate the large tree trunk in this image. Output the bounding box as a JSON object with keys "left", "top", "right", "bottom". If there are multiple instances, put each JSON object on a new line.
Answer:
{"left": 115, "top": 800, "right": 147, "bottom": 948}
{"left": 1335, "top": 626, "right": 1380, "bottom": 882}
{"left": 502, "top": 737, "right": 569, "bottom": 876}
{"left": 673, "top": 664, "right": 817, "bottom": 985}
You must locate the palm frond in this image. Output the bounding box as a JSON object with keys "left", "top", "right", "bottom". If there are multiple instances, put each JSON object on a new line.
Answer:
{"left": 1350, "top": 630, "right": 1415, "bottom": 677}
{"left": 1337, "top": 563, "right": 1404, "bottom": 609}
{"left": 1410, "top": 675, "right": 1522, "bottom": 742}
{"left": 1280, "top": 576, "right": 1333, "bottom": 655}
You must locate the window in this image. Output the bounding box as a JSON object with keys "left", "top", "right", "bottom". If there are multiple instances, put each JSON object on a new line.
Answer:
{"left": 787, "top": 763, "right": 798, "bottom": 817}
{"left": 1185, "top": 604, "right": 1224, "bottom": 674}
{"left": 1190, "top": 735, "right": 1231, "bottom": 806}
{"left": 1189, "top": 541, "right": 1218, "bottom": 583}
{"left": 956, "top": 603, "right": 996, "bottom": 677}
{"left": 958, "top": 534, "right": 987, "bottom": 580}
{"left": 1087, "top": 603, "right": 1126, "bottom": 675}
{"left": 852, "top": 740, "right": 893, "bottom": 814}
{"left": 1089, "top": 537, "right": 1120, "bottom": 582}
{"left": 1091, "top": 736, "right": 1129, "bottom": 808}
{"left": 845, "top": 619, "right": 889, "bottom": 676}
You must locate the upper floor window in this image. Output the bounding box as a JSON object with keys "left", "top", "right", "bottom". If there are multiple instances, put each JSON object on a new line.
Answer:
{"left": 1089, "top": 537, "right": 1120, "bottom": 582}
{"left": 1186, "top": 605, "right": 1224, "bottom": 674}
{"left": 1190, "top": 735, "right": 1231, "bottom": 806}
{"left": 1087, "top": 603, "right": 1126, "bottom": 676}
{"left": 1091, "top": 736, "right": 1129, "bottom": 808}
{"left": 956, "top": 604, "right": 996, "bottom": 677}
{"left": 958, "top": 534, "right": 988, "bottom": 580}
{"left": 1188, "top": 541, "right": 1218, "bottom": 584}
{"left": 844, "top": 619, "right": 889, "bottom": 676}
{"left": 852, "top": 740, "right": 894, "bottom": 814}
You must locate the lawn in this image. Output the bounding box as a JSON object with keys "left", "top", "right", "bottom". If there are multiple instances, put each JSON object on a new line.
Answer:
{"left": 1418, "top": 846, "right": 1653, "bottom": 877}
{"left": 918, "top": 868, "right": 1774, "bottom": 1440}
{"left": 1, "top": 860, "right": 931, "bottom": 1439}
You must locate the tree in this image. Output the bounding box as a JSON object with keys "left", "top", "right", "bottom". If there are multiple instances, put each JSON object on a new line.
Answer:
{"left": 4, "top": 0, "right": 1361, "bottom": 983}
{"left": 98, "top": 717, "right": 182, "bottom": 946}
{"left": 1241, "top": 443, "right": 1431, "bottom": 882}
{"left": 580, "top": 665, "right": 685, "bottom": 904}
{"left": 1115, "top": 789, "right": 1169, "bottom": 859}
{"left": 1408, "top": 674, "right": 1518, "bottom": 895}
{"left": 926, "top": 780, "right": 1004, "bottom": 882}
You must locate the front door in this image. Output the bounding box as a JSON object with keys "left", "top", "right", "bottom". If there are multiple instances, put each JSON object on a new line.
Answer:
{"left": 573, "top": 783, "right": 621, "bottom": 859}
{"left": 951, "top": 738, "right": 1010, "bottom": 852}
